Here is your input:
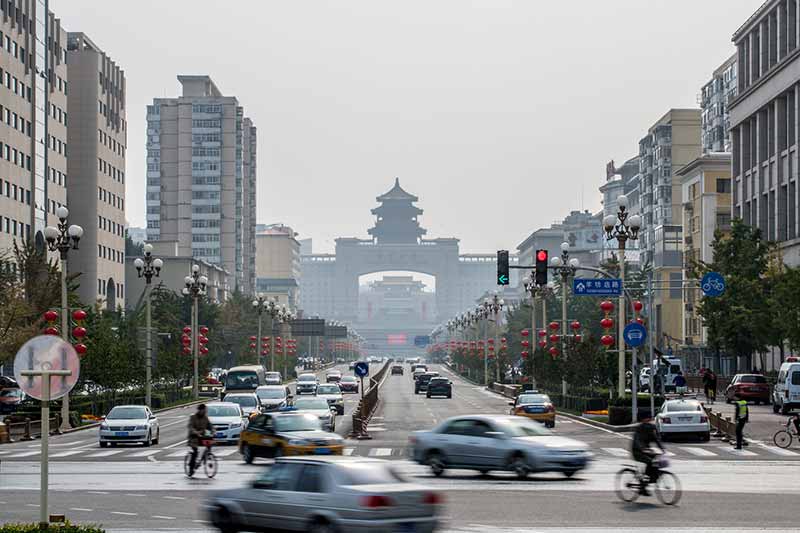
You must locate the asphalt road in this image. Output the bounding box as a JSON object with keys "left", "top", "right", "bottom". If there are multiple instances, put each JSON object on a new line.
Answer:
{"left": 2, "top": 361, "right": 800, "bottom": 531}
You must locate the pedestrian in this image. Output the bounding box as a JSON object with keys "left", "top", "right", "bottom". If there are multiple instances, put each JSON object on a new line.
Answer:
{"left": 673, "top": 371, "right": 688, "bottom": 395}
{"left": 702, "top": 369, "right": 715, "bottom": 404}
{"left": 734, "top": 398, "right": 749, "bottom": 450}
{"left": 708, "top": 370, "right": 717, "bottom": 403}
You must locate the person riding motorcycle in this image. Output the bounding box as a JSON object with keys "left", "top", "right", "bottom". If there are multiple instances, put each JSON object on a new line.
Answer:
{"left": 631, "top": 410, "right": 665, "bottom": 495}
{"left": 187, "top": 404, "right": 213, "bottom": 476}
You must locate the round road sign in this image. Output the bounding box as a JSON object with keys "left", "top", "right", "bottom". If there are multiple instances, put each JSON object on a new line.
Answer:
{"left": 13, "top": 335, "right": 80, "bottom": 401}
{"left": 354, "top": 361, "right": 369, "bottom": 378}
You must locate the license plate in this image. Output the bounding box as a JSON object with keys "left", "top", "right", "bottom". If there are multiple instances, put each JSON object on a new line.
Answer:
{"left": 215, "top": 432, "right": 225, "bottom": 438}
{"left": 525, "top": 407, "right": 544, "bottom": 413}
{"left": 314, "top": 447, "right": 331, "bottom": 455}
{"left": 396, "top": 524, "right": 416, "bottom": 533}
{"left": 114, "top": 432, "right": 128, "bottom": 437}
{"left": 678, "top": 417, "right": 691, "bottom": 422}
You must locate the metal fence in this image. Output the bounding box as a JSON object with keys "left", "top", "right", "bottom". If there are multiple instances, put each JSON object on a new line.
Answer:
{"left": 351, "top": 361, "right": 391, "bottom": 439}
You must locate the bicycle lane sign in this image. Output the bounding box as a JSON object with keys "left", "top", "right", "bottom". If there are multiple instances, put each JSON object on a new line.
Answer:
{"left": 701, "top": 272, "right": 725, "bottom": 297}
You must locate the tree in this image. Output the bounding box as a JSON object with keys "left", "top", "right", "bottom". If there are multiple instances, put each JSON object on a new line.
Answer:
{"left": 125, "top": 231, "right": 144, "bottom": 257}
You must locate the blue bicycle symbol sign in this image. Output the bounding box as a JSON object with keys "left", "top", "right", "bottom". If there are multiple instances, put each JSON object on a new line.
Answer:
{"left": 701, "top": 272, "right": 725, "bottom": 297}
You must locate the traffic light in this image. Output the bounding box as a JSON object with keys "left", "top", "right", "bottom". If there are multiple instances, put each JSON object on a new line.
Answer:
{"left": 497, "top": 250, "right": 509, "bottom": 285}
{"left": 535, "top": 249, "right": 548, "bottom": 286}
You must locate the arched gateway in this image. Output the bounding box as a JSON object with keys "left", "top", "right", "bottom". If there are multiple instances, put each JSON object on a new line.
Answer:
{"left": 300, "top": 179, "right": 506, "bottom": 352}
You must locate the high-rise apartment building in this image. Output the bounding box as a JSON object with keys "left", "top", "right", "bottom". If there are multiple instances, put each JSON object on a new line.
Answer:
{"left": 255, "top": 224, "right": 301, "bottom": 308}
{"left": 700, "top": 55, "right": 738, "bottom": 154}
{"left": 0, "top": 2, "right": 69, "bottom": 262}
{"left": 66, "top": 32, "right": 126, "bottom": 309}
{"left": 146, "top": 75, "right": 257, "bottom": 294}
{"left": 730, "top": 0, "right": 800, "bottom": 266}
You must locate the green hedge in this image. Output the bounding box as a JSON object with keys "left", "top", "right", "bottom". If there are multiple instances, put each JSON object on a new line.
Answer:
{"left": 0, "top": 522, "right": 105, "bottom": 532}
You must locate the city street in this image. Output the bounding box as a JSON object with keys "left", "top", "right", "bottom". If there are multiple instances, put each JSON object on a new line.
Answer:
{"left": 2, "top": 364, "right": 800, "bottom": 531}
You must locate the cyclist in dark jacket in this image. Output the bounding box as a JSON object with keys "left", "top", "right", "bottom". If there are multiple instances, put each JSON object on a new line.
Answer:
{"left": 631, "top": 410, "right": 665, "bottom": 494}
{"left": 187, "top": 404, "right": 213, "bottom": 476}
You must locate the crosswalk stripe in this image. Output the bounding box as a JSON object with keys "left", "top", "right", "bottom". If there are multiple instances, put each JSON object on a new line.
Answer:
{"left": 167, "top": 450, "right": 188, "bottom": 458}
{"left": 85, "top": 450, "right": 125, "bottom": 457}
{"left": 127, "top": 450, "right": 162, "bottom": 457}
{"left": 601, "top": 447, "right": 628, "bottom": 458}
{"left": 343, "top": 448, "right": 355, "bottom": 456}
{"left": 370, "top": 448, "right": 392, "bottom": 457}
{"left": 759, "top": 445, "right": 800, "bottom": 457}
{"left": 7, "top": 451, "right": 39, "bottom": 458}
{"left": 721, "top": 446, "right": 758, "bottom": 457}
{"left": 213, "top": 448, "right": 239, "bottom": 457}
{"left": 49, "top": 450, "right": 83, "bottom": 458}
{"left": 678, "top": 446, "right": 718, "bottom": 457}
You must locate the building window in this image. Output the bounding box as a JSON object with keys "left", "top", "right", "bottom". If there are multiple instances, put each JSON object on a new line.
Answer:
{"left": 716, "top": 178, "right": 731, "bottom": 193}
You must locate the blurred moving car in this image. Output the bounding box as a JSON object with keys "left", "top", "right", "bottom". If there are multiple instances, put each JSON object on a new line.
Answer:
{"left": 224, "top": 365, "right": 267, "bottom": 394}
{"left": 391, "top": 365, "right": 404, "bottom": 375}
{"left": 426, "top": 377, "right": 452, "bottom": 399}
{"left": 238, "top": 412, "right": 344, "bottom": 463}
{"left": 297, "top": 373, "right": 320, "bottom": 395}
{"left": 0, "top": 385, "right": 25, "bottom": 414}
{"left": 204, "top": 457, "right": 442, "bottom": 533}
{"left": 256, "top": 385, "right": 291, "bottom": 411}
{"left": 326, "top": 370, "right": 343, "bottom": 383}
{"left": 339, "top": 376, "right": 359, "bottom": 394}
{"left": 414, "top": 372, "right": 439, "bottom": 394}
{"left": 265, "top": 371, "right": 283, "bottom": 386}
{"left": 411, "top": 364, "right": 427, "bottom": 374}
{"left": 316, "top": 384, "right": 345, "bottom": 415}
{"left": 410, "top": 414, "right": 591, "bottom": 479}
{"left": 99, "top": 405, "right": 159, "bottom": 448}
{"left": 223, "top": 392, "right": 261, "bottom": 419}
{"left": 725, "top": 374, "right": 771, "bottom": 404}
{"left": 206, "top": 402, "right": 246, "bottom": 444}
{"left": 509, "top": 392, "right": 556, "bottom": 428}
{"left": 656, "top": 398, "right": 710, "bottom": 441}
{"left": 294, "top": 397, "right": 337, "bottom": 432}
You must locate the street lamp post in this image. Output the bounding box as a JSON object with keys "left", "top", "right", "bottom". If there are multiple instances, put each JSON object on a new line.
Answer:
{"left": 483, "top": 294, "right": 504, "bottom": 385}
{"left": 603, "top": 195, "right": 642, "bottom": 398}
{"left": 550, "top": 242, "right": 580, "bottom": 395}
{"left": 134, "top": 245, "right": 163, "bottom": 408}
{"left": 183, "top": 265, "right": 207, "bottom": 399}
{"left": 44, "top": 206, "right": 83, "bottom": 431}
{"left": 522, "top": 275, "right": 538, "bottom": 386}
{"left": 252, "top": 294, "right": 269, "bottom": 367}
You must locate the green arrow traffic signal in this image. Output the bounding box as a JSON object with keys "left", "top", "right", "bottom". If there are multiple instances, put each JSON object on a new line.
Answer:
{"left": 498, "top": 274, "right": 508, "bottom": 284}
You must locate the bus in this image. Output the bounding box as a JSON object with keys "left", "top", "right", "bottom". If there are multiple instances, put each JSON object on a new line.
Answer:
{"left": 224, "top": 365, "right": 267, "bottom": 395}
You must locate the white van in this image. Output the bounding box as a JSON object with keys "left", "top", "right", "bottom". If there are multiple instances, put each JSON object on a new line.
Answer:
{"left": 653, "top": 357, "right": 683, "bottom": 393}
{"left": 772, "top": 358, "right": 800, "bottom": 414}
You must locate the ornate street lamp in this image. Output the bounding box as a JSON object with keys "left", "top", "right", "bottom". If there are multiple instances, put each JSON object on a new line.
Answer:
{"left": 482, "top": 293, "right": 505, "bottom": 385}
{"left": 134, "top": 244, "right": 163, "bottom": 407}
{"left": 183, "top": 265, "right": 207, "bottom": 399}
{"left": 549, "top": 242, "right": 580, "bottom": 394}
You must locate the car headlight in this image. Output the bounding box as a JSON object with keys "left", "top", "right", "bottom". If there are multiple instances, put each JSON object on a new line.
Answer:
{"left": 288, "top": 438, "right": 310, "bottom": 446}
{"left": 100, "top": 423, "right": 108, "bottom": 430}
{"left": 135, "top": 425, "right": 147, "bottom": 430}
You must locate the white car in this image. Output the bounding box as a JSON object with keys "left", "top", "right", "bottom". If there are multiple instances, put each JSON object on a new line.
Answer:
{"left": 656, "top": 399, "right": 710, "bottom": 441}
{"left": 223, "top": 393, "right": 261, "bottom": 419}
{"left": 639, "top": 367, "right": 651, "bottom": 392}
{"left": 207, "top": 402, "right": 247, "bottom": 444}
{"left": 315, "top": 383, "right": 344, "bottom": 415}
{"left": 99, "top": 405, "right": 159, "bottom": 447}
{"left": 293, "top": 396, "right": 336, "bottom": 432}
{"left": 265, "top": 371, "right": 282, "bottom": 386}
{"left": 255, "top": 385, "right": 291, "bottom": 411}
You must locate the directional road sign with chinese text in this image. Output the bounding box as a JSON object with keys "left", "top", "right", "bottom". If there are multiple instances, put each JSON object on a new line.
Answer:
{"left": 573, "top": 278, "right": 622, "bottom": 296}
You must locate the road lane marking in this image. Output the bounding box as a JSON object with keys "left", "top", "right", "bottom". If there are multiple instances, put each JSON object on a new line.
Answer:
{"left": 343, "top": 448, "right": 355, "bottom": 456}
{"left": 87, "top": 491, "right": 109, "bottom": 495}
{"left": 165, "top": 439, "right": 187, "bottom": 449}
{"left": 25, "top": 503, "right": 39, "bottom": 507}
{"left": 213, "top": 448, "right": 240, "bottom": 457}
{"left": 111, "top": 511, "right": 137, "bottom": 516}
{"left": 127, "top": 449, "right": 161, "bottom": 457}
{"left": 125, "top": 493, "right": 146, "bottom": 497}
{"left": 759, "top": 445, "right": 800, "bottom": 457}
{"left": 166, "top": 450, "right": 189, "bottom": 457}
{"left": 69, "top": 508, "right": 93, "bottom": 512}
{"left": 49, "top": 450, "right": 84, "bottom": 458}
{"left": 678, "top": 447, "right": 718, "bottom": 457}
{"left": 86, "top": 450, "right": 125, "bottom": 457}
{"left": 163, "top": 496, "right": 186, "bottom": 500}
{"left": 152, "top": 515, "right": 176, "bottom": 520}
{"left": 7, "top": 451, "right": 40, "bottom": 457}
{"left": 601, "top": 447, "right": 628, "bottom": 458}
{"left": 721, "top": 446, "right": 758, "bottom": 457}
{"left": 370, "top": 448, "right": 392, "bottom": 457}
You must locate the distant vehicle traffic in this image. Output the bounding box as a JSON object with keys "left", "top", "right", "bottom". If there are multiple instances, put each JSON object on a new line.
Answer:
{"left": 222, "top": 392, "right": 261, "bottom": 419}
{"left": 415, "top": 372, "right": 439, "bottom": 394}
{"left": 224, "top": 365, "right": 267, "bottom": 394}
{"left": 255, "top": 385, "right": 291, "bottom": 411}
{"left": 265, "top": 371, "right": 282, "bottom": 386}
{"left": 316, "top": 383, "right": 345, "bottom": 415}
{"left": 656, "top": 399, "right": 710, "bottom": 441}
{"left": 99, "top": 405, "right": 159, "bottom": 448}
{"left": 339, "top": 376, "right": 359, "bottom": 393}
{"left": 509, "top": 393, "right": 556, "bottom": 428}
{"left": 293, "top": 396, "right": 337, "bottom": 432}
{"left": 296, "top": 373, "right": 319, "bottom": 395}
{"left": 391, "top": 364, "right": 404, "bottom": 375}
{"left": 206, "top": 402, "right": 246, "bottom": 444}
{"left": 426, "top": 377, "right": 452, "bottom": 399}
{"left": 326, "top": 370, "right": 342, "bottom": 383}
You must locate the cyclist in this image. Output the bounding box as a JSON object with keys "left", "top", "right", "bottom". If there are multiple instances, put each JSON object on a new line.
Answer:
{"left": 792, "top": 413, "right": 800, "bottom": 436}
{"left": 631, "top": 410, "right": 665, "bottom": 495}
{"left": 187, "top": 404, "right": 213, "bottom": 476}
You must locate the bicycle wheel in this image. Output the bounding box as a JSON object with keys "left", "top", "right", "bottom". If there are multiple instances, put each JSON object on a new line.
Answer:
{"left": 655, "top": 471, "right": 681, "bottom": 506}
{"left": 183, "top": 452, "right": 194, "bottom": 478}
{"left": 204, "top": 452, "right": 218, "bottom": 478}
{"left": 774, "top": 430, "right": 793, "bottom": 449}
{"left": 614, "top": 468, "right": 640, "bottom": 503}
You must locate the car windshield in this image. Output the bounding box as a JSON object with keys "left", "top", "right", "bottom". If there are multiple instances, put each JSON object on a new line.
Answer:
{"left": 206, "top": 405, "right": 241, "bottom": 417}
{"left": 256, "top": 388, "right": 286, "bottom": 399}
{"left": 666, "top": 401, "right": 702, "bottom": 412}
{"left": 225, "top": 395, "right": 257, "bottom": 407}
{"left": 518, "top": 394, "right": 550, "bottom": 404}
{"left": 0, "top": 389, "right": 22, "bottom": 398}
{"left": 298, "top": 375, "right": 316, "bottom": 382}
{"left": 338, "top": 463, "right": 405, "bottom": 485}
{"left": 226, "top": 371, "right": 259, "bottom": 389}
{"left": 265, "top": 372, "right": 281, "bottom": 380}
{"left": 341, "top": 377, "right": 357, "bottom": 383}
{"left": 429, "top": 378, "right": 448, "bottom": 384}
{"left": 294, "top": 398, "right": 329, "bottom": 410}
{"left": 107, "top": 407, "right": 147, "bottom": 420}
{"left": 502, "top": 419, "right": 552, "bottom": 437}
{"left": 739, "top": 375, "right": 767, "bottom": 383}
{"left": 274, "top": 414, "right": 321, "bottom": 432}
{"left": 317, "top": 385, "right": 340, "bottom": 395}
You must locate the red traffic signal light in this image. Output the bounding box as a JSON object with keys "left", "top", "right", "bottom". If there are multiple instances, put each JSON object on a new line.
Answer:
{"left": 535, "top": 249, "right": 548, "bottom": 286}
{"left": 536, "top": 250, "right": 548, "bottom": 262}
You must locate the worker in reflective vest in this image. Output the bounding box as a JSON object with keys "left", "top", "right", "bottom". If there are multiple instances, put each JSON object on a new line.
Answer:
{"left": 734, "top": 399, "right": 749, "bottom": 450}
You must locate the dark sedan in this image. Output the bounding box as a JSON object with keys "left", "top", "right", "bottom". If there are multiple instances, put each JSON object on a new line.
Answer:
{"left": 391, "top": 365, "right": 404, "bottom": 375}
{"left": 414, "top": 372, "right": 439, "bottom": 394}
{"left": 426, "top": 377, "right": 452, "bottom": 399}
{"left": 339, "top": 376, "right": 359, "bottom": 393}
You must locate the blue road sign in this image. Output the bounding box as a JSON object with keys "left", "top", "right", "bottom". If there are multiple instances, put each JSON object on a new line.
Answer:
{"left": 573, "top": 278, "right": 622, "bottom": 296}
{"left": 623, "top": 322, "right": 647, "bottom": 348}
{"left": 354, "top": 361, "right": 369, "bottom": 377}
{"left": 701, "top": 271, "right": 725, "bottom": 297}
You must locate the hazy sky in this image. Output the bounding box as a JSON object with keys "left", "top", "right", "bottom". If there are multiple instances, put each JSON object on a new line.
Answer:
{"left": 52, "top": 0, "right": 760, "bottom": 254}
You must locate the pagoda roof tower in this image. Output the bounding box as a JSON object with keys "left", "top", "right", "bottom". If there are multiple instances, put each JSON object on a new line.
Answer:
{"left": 368, "top": 178, "right": 427, "bottom": 244}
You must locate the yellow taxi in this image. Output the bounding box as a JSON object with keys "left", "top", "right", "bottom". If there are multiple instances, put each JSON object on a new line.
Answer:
{"left": 509, "top": 392, "right": 557, "bottom": 428}
{"left": 238, "top": 410, "right": 345, "bottom": 463}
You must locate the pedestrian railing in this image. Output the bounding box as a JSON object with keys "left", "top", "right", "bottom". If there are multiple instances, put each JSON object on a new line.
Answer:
{"left": 2, "top": 414, "right": 62, "bottom": 442}
{"left": 350, "top": 361, "right": 391, "bottom": 440}
{"left": 704, "top": 407, "right": 736, "bottom": 442}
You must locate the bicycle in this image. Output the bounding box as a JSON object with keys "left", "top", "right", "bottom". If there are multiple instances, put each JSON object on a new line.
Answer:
{"left": 615, "top": 456, "right": 681, "bottom": 505}
{"left": 773, "top": 418, "right": 800, "bottom": 449}
{"left": 184, "top": 437, "right": 218, "bottom": 478}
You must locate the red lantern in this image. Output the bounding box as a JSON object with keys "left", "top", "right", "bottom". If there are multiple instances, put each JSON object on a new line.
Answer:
{"left": 549, "top": 347, "right": 559, "bottom": 357}
{"left": 183, "top": 326, "right": 192, "bottom": 334}
{"left": 633, "top": 300, "right": 643, "bottom": 312}
{"left": 262, "top": 336, "right": 270, "bottom": 342}
{"left": 199, "top": 326, "right": 209, "bottom": 335}
{"left": 570, "top": 321, "right": 581, "bottom": 331}
{"left": 488, "top": 345, "right": 495, "bottom": 352}
{"left": 574, "top": 334, "right": 583, "bottom": 343}
{"left": 600, "top": 318, "right": 614, "bottom": 330}
{"left": 181, "top": 335, "right": 191, "bottom": 346}
{"left": 521, "top": 340, "right": 530, "bottom": 348}
{"left": 501, "top": 337, "right": 507, "bottom": 344}
{"left": 262, "top": 343, "right": 269, "bottom": 349}
{"left": 276, "top": 337, "right": 282, "bottom": 342}
{"left": 549, "top": 321, "right": 560, "bottom": 331}
{"left": 538, "top": 340, "right": 547, "bottom": 348}
{"left": 200, "top": 347, "right": 209, "bottom": 355}
{"left": 549, "top": 334, "right": 559, "bottom": 343}
{"left": 521, "top": 350, "right": 529, "bottom": 359}
{"left": 261, "top": 350, "right": 268, "bottom": 356}
{"left": 600, "top": 301, "right": 614, "bottom": 313}
{"left": 635, "top": 317, "right": 645, "bottom": 325}
{"left": 249, "top": 335, "right": 257, "bottom": 341}
{"left": 44, "top": 310, "right": 58, "bottom": 322}
{"left": 538, "top": 329, "right": 547, "bottom": 338}
{"left": 601, "top": 335, "right": 615, "bottom": 347}
{"left": 264, "top": 347, "right": 271, "bottom": 354}
{"left": 249, "top": 342, "right": 257, "bottom": 349}
{"left": 182, "top": 346, "right": 191, "bottom": 355}
{"left": 44, "top": 326, "right": 59, "bottom": 336}
{"left": 72, "top": 326, "right": 87, "bottom": 338}
{"left": 487, "top": 338, "right": 494, "bottom": 345}
{"left": 72, "top": 309, "right": 87, "bottom": 322}
{"left": 521, "top": 329, "right": 530, "bottom": 337}
{"left": 199, "top": 336, "right": 209, "bottom": 345}
{"left": 74, "top": 343, "right": 87, "bottom": 355}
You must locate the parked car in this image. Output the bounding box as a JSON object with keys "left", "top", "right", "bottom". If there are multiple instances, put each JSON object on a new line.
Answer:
{"left": 223, "top": 392, "right": 261, "bottom": 419}
{"left": 316, "top": 384, "right": 345, "bottom": 415}
{"left": 773, "top": 358, "right": 800, "bottom": 414}
{"left": 206, "top": 402, "right": 246, "bottom": 444}
{"left": 265, "top": 371, "right": 283, "bottom": 386}
{"left": 391, "top": 365, "right": 404, "bottom": 375}
{"left": 509, "top": 392, "right": 556, "bottom": 428}
{"left": 204, "top": 457, "right": 442, "bottom": 532}
{"left": 426, "top": 377, "right": 452, "bottom": 399}
{"left": 293, "top": 397, "right": 337, "bottom": 432}
{"left": 296, "top": 373, "right": 319, "bottom": 395}
{"left": 725, "top": 374, "right": 771, "bottom": 404}
{"left": 410, "top": 414, "right": 591, "bottom": 479}
{"left": 339, "top": 376, "right": 359, "bottom": 393}
{"left": 255, "top": 385, "right": 291, "bottom": 411}
{"left": 326, "top": 370, "right": 342, "bottom": 383}
{"left": 656, "top": 398, "right": 710, "bottom": 441}
{"left": 415, "top": 372, "right": 439, "bottom": 394}
{"left": 0, "top": 386, "right": 25, "bottom": 414}
{"left": 99, "top": 405, "right": 159, "bottom": 448}
{"left": 238, "top": 412, "right": 344, "bottom": 462}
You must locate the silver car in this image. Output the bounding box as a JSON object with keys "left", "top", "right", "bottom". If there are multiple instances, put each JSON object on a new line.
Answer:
{"left": 265, "top": 371, "right": 282, "bottom": 386}
{"left": 316, "top": 383, "right": 345, "bottom": 415}
{"left": 98, "top": 405, "right": 159, "bottom": 447}
{"left": 410, "top": 414, "right": 592, "bottom": 479}
{"left": 223, "top": 393, "right": 260, "bottom": 419}
{"left": 204, "top": 456, "right": 441, "bottom": 533}
{"left": 256, "top": 385, "right": 291, "bottom": 411}
{"left": 294, "top": 396, "right": 336, "bottom": 432}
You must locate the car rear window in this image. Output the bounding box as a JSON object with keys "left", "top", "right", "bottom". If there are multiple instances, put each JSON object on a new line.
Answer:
{"left": 739, "top": 375, "right": 767, "bottom": 383}
{"left": 298, "top": 375, "right": 316, "bottom": 382}
{"left": 317, "top": 385, "right": 340, "bottom": 395}
{"left": 518, "top": 394, "right": 549, "bottom": 404}
{"left": 666, "top": 401, "right": 702, "bottom": 412}
{"left": 429, "top": 378, "right": 448, "bottom": 384}
{"left": 338, "top": 463, "right": 405, "bottom": 485}
{"left": 341, "top": 377, "right": 357, "bottom": 383}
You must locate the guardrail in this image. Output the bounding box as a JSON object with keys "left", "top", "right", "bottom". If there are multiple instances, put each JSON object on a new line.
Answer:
{"left": 704, "top": 406, "right": 737, "bottom": 442}
{"left": 350, "top": 361, "right": 391, "bottom": 440}
{"left": 489, "top": 382, "right": 521, "bottom": 398}
{"left": 1, "top": 414, "right": 62, "bottom": 442}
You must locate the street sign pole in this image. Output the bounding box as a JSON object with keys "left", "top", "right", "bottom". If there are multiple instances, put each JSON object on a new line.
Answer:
{"left": 648, "top": 271, "right": 656, "bottom": 419}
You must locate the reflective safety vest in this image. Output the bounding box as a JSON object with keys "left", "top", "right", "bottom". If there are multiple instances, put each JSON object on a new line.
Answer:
{"left": 736, "top": 399, "right": 749, "bottom": 420}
